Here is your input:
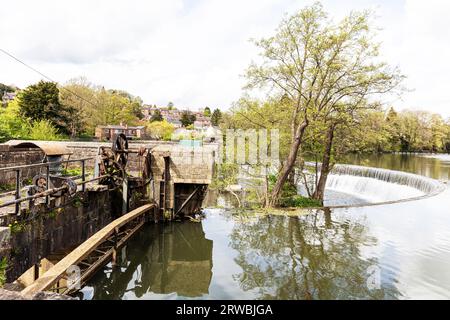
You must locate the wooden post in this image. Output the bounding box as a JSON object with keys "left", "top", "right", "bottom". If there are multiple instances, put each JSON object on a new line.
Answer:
{"left": 112, "top": 227, "right": 119, "bottom": 267}
{"left": 34, "top": 263, "right": 40, "bottom": 281}
{"left": 163, "top": 156, "right": 170, "bottom": 219}
{"left": 122, "top": 177, "right": 128, "bottom": 215}
{"left": 15, "top": 169, "right": 21, "bottom": 215}
{"left": 81, "top": 160, "right": 86, "bottom": 192}
{"left": 45, "top": 165, "right": 50, "bottom": 206}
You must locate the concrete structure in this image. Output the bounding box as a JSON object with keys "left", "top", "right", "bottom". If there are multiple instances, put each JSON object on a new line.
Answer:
{"left": 150, "top": 144, "right": 215, "bottom": 218}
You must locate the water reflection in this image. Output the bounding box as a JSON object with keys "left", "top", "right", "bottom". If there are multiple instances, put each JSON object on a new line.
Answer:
{"left": 80, "top": 154, "right": 450, "bottom": 300}
{"left": 79, "top": 222, "right": 213, "bottom": 300}
{"left": 229, "top": 209, "right": 401, "bottom": 300}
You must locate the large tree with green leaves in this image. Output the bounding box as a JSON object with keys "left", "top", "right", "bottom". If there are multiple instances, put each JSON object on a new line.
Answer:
{"left": 245, "top": 3, "right": 403, "bottom": 207}
{"left": 180, "top": 111, "right": 196, "bottom": 127}
{"left": 150, "top": 109, "right": 163, "bottom": 122}
{"left": 18, "top": 80, "right": 73, "bottom": 135}
{"left": 211, "top": 108, "right": 222, "bottom": 126}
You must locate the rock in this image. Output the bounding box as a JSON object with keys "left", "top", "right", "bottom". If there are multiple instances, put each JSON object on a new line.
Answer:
{"left": 0, "top": 288, "right": 77, "bottom": 300}
{"left": 225, "top": 184, "right": 243, "bottom": 192}
{"left": 32, "top": 291, "right": 78, "bottom": 300}
{"left": 0, "top": 288, "right": 27, "bottom": 300}
{"left": 2, "top": 282, "right": 24, "bottom": 292}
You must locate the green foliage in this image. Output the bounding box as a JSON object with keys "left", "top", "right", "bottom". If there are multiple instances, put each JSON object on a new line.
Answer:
{"left": 0, "top": 183, "right": 15, "bottom": 191}
{"left": 61, "top": 167, "right": 82, "bottom": 176}
{"left": 211, "top": 108, "right": 222, "bottom": 126}
{"left": 211, "top": 163, "right": 239, "bottom": 191}
{"left": 150, "top": 109, "right": 163, "bottom": 122}
{"left": 180, "top": 111, "right": 196, "bottom": 127}
{"left": 8, "top": 220, "right": 26, "bottom": 234}
{"left": 72, "top": 197, "right": 84, "bottom": 208}
{"left": 59, "top": 78, "right": 144, "bottom": 136}
{"left": 204, "top": 107, "right": 211, "bottom": 117}
{"left": 279, "top": 195, "right": 322, "bottom": 208}
{"left": 18, "top": 81, "right": 73, "bottom": 134}
{"left": 146, "top": 120, "right": 175, "bottom": 141}
{"left": 0, "top": 256, "right": 7, "bottom": 287}
{"left": 28, "top": 119, "right": 63, "bottom": 141}
{"left": 0, "top": 99, "right": 31, "bottom": 142}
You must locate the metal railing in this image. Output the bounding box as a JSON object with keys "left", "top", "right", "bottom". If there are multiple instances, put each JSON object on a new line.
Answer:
{"left": 0, "top": 157, "right": 96, "bottom": 214}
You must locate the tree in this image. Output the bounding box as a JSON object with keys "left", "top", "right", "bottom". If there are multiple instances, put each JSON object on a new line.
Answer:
{"left": 180, "top": 111, "right": 196, "bottom": 127}
{"left": 211, "top": 108, "right": 222, "bottom": 126}
{"left": 245, "top": 3, "right": 403, "bottom": 206}
{"left": 167, "top": 101, "right": 174, "bottom": 110}
{"left": 204, "top": 107, "right": 211, "bottom": 117}
{"left": 146, "top": 120, "right": 175, "bottom": 141}
{"left": 60, "top": 77, "right": 96, "bottom": 137}
{"left": 0, "top": 99, "right": 30, "bottom": 142}
{"left": 18, "top": 81, "right": 73, "bottom": 135}
{"left": 29, "top": 119, "right": 61, "bottom": 141}
{"left": 150, "top": 109, "right": 163, "bottom": 122}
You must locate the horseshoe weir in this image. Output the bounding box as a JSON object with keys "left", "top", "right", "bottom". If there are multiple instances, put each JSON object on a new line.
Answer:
{"left": 0, "top": 139, "right": 215, "bottom": 298}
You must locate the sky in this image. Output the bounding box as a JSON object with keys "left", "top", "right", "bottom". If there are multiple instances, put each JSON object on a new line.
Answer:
{"left": 0, "top": 0, "right": 449, "bottom": 116}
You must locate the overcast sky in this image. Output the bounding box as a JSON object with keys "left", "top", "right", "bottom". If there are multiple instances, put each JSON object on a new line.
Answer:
{"left": 0, "top": 0, "right": 449, "bottom": 116}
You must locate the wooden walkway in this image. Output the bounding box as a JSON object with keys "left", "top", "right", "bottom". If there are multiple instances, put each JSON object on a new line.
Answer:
{"left": 21, "top": 203, "right": 155, "bottom": 297}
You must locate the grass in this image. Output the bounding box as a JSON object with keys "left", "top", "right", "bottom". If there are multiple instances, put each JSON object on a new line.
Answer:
{"left": 279, "top": 195, "right": 323, "bottom": 208}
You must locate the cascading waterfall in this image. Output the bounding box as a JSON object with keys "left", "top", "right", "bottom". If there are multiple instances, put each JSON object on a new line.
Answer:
{"left": 323, "top": 164, "right": 446, "bottom": 205}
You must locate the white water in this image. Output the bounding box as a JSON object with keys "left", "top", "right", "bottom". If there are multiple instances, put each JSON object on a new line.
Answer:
{"left": 326, "top": 174, "right": 424, "bottom": 203}
{"left": 323, "top": 164, "right": 446, "bottom": 205}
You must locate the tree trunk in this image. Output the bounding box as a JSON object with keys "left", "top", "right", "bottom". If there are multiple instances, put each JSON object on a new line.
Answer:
{"left": 313, "top": 124, "right": 335, "bottom": 203}
{"left": 268, "top": 120, "right": 308, "bottom": 207}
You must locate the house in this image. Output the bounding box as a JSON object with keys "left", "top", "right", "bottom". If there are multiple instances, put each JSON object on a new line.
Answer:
{"left": 2, "top": 92, "right": 17, "bottom": 105}
{"left": 95, "top": 124, "right": 146, "bottom": 141}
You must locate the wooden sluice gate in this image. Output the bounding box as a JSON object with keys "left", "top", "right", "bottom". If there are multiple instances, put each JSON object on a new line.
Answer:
{"left": 0, "top": 136, "right": 215, "bottom": 297}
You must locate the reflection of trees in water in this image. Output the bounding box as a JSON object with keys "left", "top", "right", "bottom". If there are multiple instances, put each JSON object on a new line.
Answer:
{"left": 78, "top": 223, "right": 213, "bottom": 300}
{"left": 230, "top": 209, "right": 401, "bottom": 300}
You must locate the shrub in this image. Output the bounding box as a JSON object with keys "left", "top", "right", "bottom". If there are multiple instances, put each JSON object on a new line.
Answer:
{"left": 279, "top": 195, "right": 322, "bottom": 208}
{"left": 29, "top": 120, "right": 63, "bottom": 141}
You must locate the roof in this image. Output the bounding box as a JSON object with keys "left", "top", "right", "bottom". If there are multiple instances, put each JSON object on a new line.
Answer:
{"left": 6, "top": 141, "right": 72, "bottom": 156}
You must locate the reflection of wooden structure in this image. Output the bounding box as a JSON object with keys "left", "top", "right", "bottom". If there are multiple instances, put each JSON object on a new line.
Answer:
{"left": 83, "top": 222, "right": 213, "bottom": 299}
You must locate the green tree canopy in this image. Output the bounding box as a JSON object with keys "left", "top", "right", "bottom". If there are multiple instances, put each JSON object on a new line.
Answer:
{"left": 150, "top": 109, "right": 163, "bottom": 122}
{"left": 211, "top": 108, "right": 222, "bottom": 126}
{"left": 18, "top": 81, "right": 73, "bottom": 134}
{"left": 180, "top": 111, "right": 196, "bottom": 127}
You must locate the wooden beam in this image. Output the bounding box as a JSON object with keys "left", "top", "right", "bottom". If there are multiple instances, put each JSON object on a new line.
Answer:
{"left": 175, "top": 186, "right": 202, "bottom": 216}
{"left": 21, "top": 204, "right": 154, "bottom": 297}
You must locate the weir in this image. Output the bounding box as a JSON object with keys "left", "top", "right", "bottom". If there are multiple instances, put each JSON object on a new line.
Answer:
{"left": 0, "top": 137, "right": 215, "bottom": 298}
{"left": 324, "top": 164, "right": 446, "bottom": 205}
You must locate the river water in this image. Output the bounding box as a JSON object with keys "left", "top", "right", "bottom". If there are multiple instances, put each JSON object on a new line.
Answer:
{"left": 78, "top": 154, "right": 450, "bottom": 300}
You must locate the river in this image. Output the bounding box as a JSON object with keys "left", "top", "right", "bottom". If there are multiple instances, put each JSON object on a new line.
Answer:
{"left": 78, "top": 153, "right": 450, "bottom": 300}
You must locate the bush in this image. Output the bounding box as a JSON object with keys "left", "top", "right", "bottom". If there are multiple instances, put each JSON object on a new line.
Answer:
{"left": 29, "top": 120, "right": 63, "bottom": 141}
{"left": 146, "top": 120, "right": 175, "bottom": 141}
{"left": 279, "top": 195, "right": 322, "bottom": 208}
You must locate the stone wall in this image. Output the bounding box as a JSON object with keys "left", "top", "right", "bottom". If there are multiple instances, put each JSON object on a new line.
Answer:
{"left": 0, "top": 188, "right": 115, "bottom": 282}
{"left": 0, "top": 145, "right": 45, "bottom": 186}
{"left": 150, "top": 145, "right": 216, "bottom": 211}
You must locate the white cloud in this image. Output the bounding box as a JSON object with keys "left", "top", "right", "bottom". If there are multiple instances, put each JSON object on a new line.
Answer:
{"left": 0, "top": 0, "right": 449, "bottom": 116}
